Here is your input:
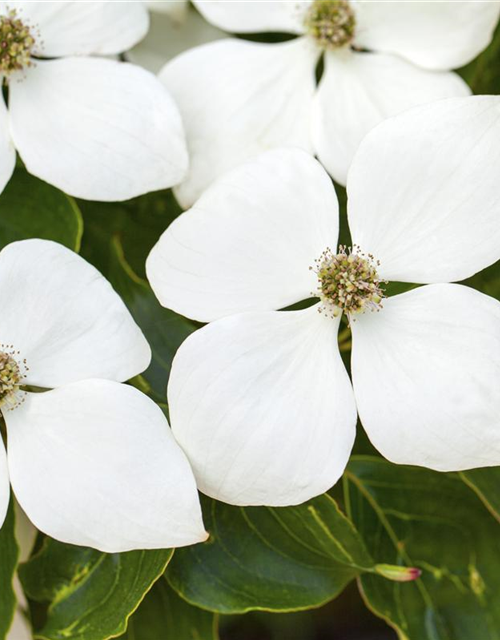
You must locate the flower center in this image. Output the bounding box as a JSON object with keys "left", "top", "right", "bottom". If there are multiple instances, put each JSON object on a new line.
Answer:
{"left": 313, "top": 245, "right": 386, "bottom": 317}
{"left": 0, "top": 346, "right": 26, "bottom": 411}
{"left": 304, "top": 0, "right": 356, "bottom": 50}
{"left": 0, "top": 8, "right": 36, "bottom": 77}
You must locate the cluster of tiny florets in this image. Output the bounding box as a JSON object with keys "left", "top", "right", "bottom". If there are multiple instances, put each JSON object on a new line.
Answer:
{"left": 0, "top": 8, "right": 36, "bottom": 77}
{"left": 304, "top": 0, "right": 356, "bottom": 50}
{"left": 311, "top": 245, "right": 386, "bottom": 318}
{"left": 0, "top": 345, "right": 27, "bottom": 411}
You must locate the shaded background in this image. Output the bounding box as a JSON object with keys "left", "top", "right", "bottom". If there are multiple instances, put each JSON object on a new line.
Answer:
{"left": 220, "top": 582, "right": 397, "bottom": 639}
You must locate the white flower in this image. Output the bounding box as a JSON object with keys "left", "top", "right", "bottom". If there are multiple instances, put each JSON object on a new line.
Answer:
{"left": 0, "top": 239, "right": 206, "bottom": 552}
{"left": 159, "top": 0, "right": 500, "bottom": 208}
{"left": 147, "top": 96, "right": 500, "bottom": 507}
{"left": 128, "top": 1, "right": 226, "bottom": 74}
{"left": 0, "top": 1, "right": 188, "bottom": 201}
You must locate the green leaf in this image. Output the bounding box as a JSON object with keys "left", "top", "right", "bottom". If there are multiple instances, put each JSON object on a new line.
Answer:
{"left": 461, "top": 468, "right": 500, "bottom": 522}
{"left": 19, "top": 539, "right": 173, "bottom": 640}
{"left": 78, "top": 189, "right": 182, "bottom": 280}
{"left": 463, "top": 259, "right": 500, "bottom": 301}
{"left": 106, "top": 236, "right": 197, "bottom": 399}
{"left": 345, "top": 456, "right": 500, "bottom": 640}
{"left": 0, "top": 168, "right": 82, "bottom": 251}
{"left": 0, "top": 499, "right": 19, "bottom": 640}
{"left": 121, "top": 580, "right": 219, "bottom": 640}
{"left": 166, "top": 494, "right": 374, "bottom": 614}
{"left": 459, "top": 21, "right": 500, "bottom": 94}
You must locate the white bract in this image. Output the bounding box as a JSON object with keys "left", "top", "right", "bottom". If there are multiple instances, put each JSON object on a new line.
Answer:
{"left": 0, "top": 239, "right": 206, "bottom": 552}
{"left": 159, "top": 0, "right": 500, "bottom": 208}
{"left": 0, "top": 1, "right": 188, "bottom": 201}
{"left": 147, "top": 96, "right": 500, "bottom": 507}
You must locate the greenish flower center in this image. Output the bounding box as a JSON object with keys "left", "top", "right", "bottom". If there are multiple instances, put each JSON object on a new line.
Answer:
{"left": 0, "top": 9, "right": 36, "bottom": 77}
{"left": 313, "top": 246, "right": 386, "bottom": 317}
{"left": 0, "top": 348, "right": 23, "bottom": 410}
{"left": 304, "top": 0, "right": 356, "bottom": 50}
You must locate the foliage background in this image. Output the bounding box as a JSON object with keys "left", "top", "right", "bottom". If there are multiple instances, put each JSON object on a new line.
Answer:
{"left": 0, "top": 14, "right": 500, "bottom": 640}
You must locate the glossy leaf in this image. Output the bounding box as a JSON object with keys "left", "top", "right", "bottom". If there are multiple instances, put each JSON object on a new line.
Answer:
{"left": 463, "top": 259, "right": 500, "bottom": 301}
{"left": 107, "top": 236, "right": 197, "bottom": 399}
{"left": 166, "top": 494, "right": 375, "bottom": 614}
{"left": 345, "top": 456, "right": 500, "bottom": 640}
{"left": 459, "top": 21, "right": 500, "bottom": 94}
{"left": 0, "top": 500, "right": 19, "bottom": 640}
{"left": 79, "top": 189, "right": 182, "bottom": 280}
{"left": 19, "top": 539, "right": 173, "bottom": 640}
{"left": 461, "top": 468, "right": 500, "bottom": 522}
{"left": 121, "top": 580, "right": 219, "bottom": 640}
{"left": 0, "top": 168, "right": 82, "bottom": 251}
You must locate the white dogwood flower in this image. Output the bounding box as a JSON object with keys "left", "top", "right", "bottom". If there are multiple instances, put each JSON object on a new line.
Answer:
{"left": 0, "top": 239, "right": 206, "bottom": 552}
{"left": 159, "top": 0, "right": 500, "bottom": 207}
{"left": 0, "top": 1, "right": 188, "bottom": 201}
{"left": 147, "top": 96, "right": 500, "bottom": 507}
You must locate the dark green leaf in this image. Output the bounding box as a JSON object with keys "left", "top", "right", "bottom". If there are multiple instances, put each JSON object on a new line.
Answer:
{"left": 459, "top": 21, "right": 500, "bottom": 94}
{"left": 463, "top": 259, "right": 500, "bottom": 301}
{"left": 78, "top": 189, "right": 191, "bottom": 398}
{"left": 461, "top": 468, "right": 500, "bottom": 522}
{"left": 19, "top": 539, "right": 173, "bottom": 640}
{"left": 345, "top": 456, "right": 500, "bottom": 640}
{"left": 0, "top": 168, "right": 82, "bottom": 251}
{"left": 0, "top": 499, "right": 19, "bottom": 640}
{"left": 106, "top": 236, "right": 197, "bottom": 399}
{"left": 121, "top": 580, "right": 219, "bottom": 640}
{"left": 167, "top": 494, "right": 374, "bottom": 614}
{"left": 78, "top": 189, "right": 182, "bottom": 280}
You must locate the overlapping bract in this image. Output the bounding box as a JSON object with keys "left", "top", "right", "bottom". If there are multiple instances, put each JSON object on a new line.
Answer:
{"left": 0, "top": 240, "right": 206, "bottom": 553}
{"left": 148, "top": 97, "right": 500, "bottom": 506}
{"left": 159, "top": 0, "right": 499, "bottom": 206}
{"left": 0, "top": 1, "right": 188, "bottom": 201}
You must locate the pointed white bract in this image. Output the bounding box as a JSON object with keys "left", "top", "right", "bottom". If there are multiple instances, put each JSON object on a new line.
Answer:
{"left": 148, "top": 97, "right": 500, "bottom": 507}
{"left": 193, "top": 0, "right": 310, "bottom": 35}
{"left": 352, "top": 0, "right": 500, "bottom": 70}
{"left": 0, "top": 240, "right": 206, "bottom": 552}
{"left": 147, "top": 148, "right": 338, "bottom": 321}
{"left": 0, "top": 0, "right": 188, "bottom": 201}
{"left": 347, "top": 97, "right": 500, "bottom": 283}
{"left": 6, "top": 381, "right": 206, "bottom": 552}
{"left": 14, "top": 1, "right": 150, "bottom": 56}
{"left": 160, "top": 37, "right": 317, "bottom": 208}
{"left": 311, "top": 50, "right": 469, "bottom": 186}
{"left": 160, "top": 0, "right": 496, "bottom": 205}
{"left": 351, "top": 285, "right": 500, "bottom": 472}
{"left": 0, "top": 240, "right": 151, "bottom": 387}
{"left": 169, "top": 307, "right": 357, "bottom": 505}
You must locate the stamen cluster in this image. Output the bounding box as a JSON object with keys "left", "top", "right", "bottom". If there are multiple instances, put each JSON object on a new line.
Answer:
{"left": 304, "top": 0, "right": 356, "bottom": 50}
{"left": 313, "top": 245, "right": 386, "bottom": 317}
{"left": 0, "top": 9, "right": 36, "bottom": 77}
{"left": 0, "top": 346, "right": 27, "bottom": 410}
